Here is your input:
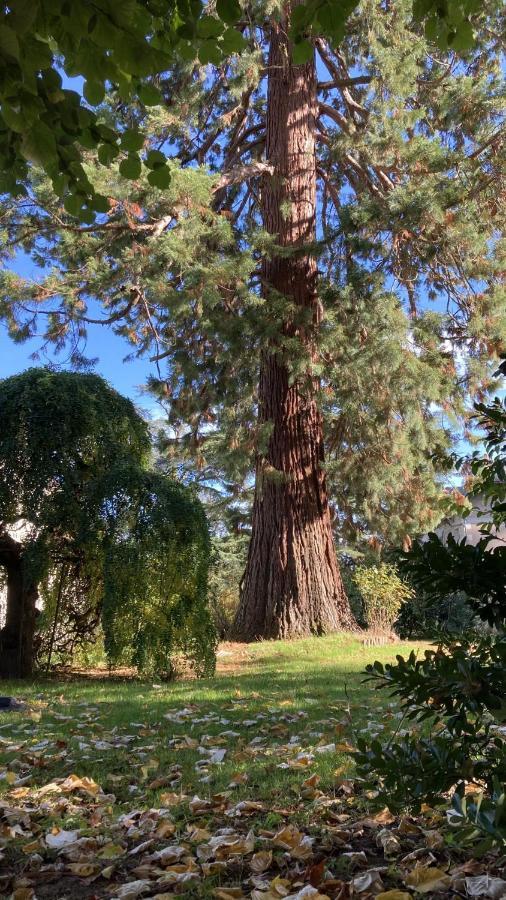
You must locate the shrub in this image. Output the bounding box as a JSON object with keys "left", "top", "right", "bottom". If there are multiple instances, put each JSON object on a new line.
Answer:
{"left": 355, "top": 390, "right": 506, "bottom": 848}
{"left": 396, "top": 590, "right": 475, "bottom": 638}
{"left": 352, "top": 562, "right": 414, "bottom": 632}
{"left": 355, "top": 633, "right": 506, "bottom": 846}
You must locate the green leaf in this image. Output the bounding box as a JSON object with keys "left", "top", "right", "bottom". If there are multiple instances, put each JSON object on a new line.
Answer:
{"left": 78, "top": 206, "right": 95, "bottom": 224}
{"left": 197, "top": 15, "right": 224, "bottom": 38}
{"left": 147, "top": 166, "right": 171, "bottom": 189}
{"left": 178, "top": 41, "right": 197, "bottom": 61}
{"left": 52, "top": 174, "right": 68, "bottom": 197}
{"left": 20, "top": 122, "right": 57, "bottom": 166}
{"left": 292, "top": 40, "right": 313, "bottom": 64}
{"left": 198, "top": 40, "right": 222, "bottom": 65}
{"left": 0, "top": 103, "right": 25, "bottom": 133}
{"left": 450, "top": 20, "right": 474, "bottom": 51}
{"left": 98, "top": 143, "right": 119, "bottom": 165}
{"left": 83, "top": 80, "right": 105, "bottom": 106}
{"left": 79, "top": 128, "right": 99, "bottom": 150}
{"left": 63, "top": 193, "right": 84, "bottom": 217}
{"left": 119, "top": 153, "right": 142, "bottom": 179}
{"left": 90, "top": 193, "right": 110, "bottom": 213}
{"left": 0, "top": 24, "right": 20, "bottom": 60}
{"left": 145, "top": 149, "right": 166, "bottom": 170}
{"left": 120, "top": 129, "right": 145, "bottom": 152}
{"left": 220, "top": 28, "right": 247, "bottom": 54}
{"left": 216, "top": 0, "right": 242, "bottom": 26}
{"left": 138, "top": 83, "right": 163, "bottom": 106}
{"left": 316, "top": 2, "right": 347, "bottom": 42}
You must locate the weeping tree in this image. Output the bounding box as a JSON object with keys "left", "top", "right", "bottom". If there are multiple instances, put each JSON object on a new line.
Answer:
{"left": 0, "top": 368, "right": 213, "bottom": 678}
{"left": 0, "top": 0, "right": 504, "bottom": 640}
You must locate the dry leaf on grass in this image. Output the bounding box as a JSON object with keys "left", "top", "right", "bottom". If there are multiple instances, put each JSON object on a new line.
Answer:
{"left": 45, "top": 828, "right": 79, "bottom": 849}
{"left": 464, "top": 875, "right": 506, "bottom": 899}
{"left": 250, "top": 850, "right": 273, "bottom": 873}
{"left": 404, "top": 867, "right": 451, "bottom": 893}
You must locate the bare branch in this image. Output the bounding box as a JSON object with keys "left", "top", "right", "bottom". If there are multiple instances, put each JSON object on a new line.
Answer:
{"left": 213, "top": 161, "right": 274, "bottom": 192}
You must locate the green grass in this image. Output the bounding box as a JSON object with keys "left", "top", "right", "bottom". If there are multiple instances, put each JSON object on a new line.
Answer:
{"left": 0, "top": 634, "right": 429, "bottom": 805}
{"left": 0, "top": 634, "right": 431, "bottom": 897}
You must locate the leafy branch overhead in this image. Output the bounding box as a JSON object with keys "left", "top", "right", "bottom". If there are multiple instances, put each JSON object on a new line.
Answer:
{"left": 0, "top": 0, "right": 488, "bottom": 214}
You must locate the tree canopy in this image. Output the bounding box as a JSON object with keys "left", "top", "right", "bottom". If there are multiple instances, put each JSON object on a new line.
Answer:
{"left": 2, "top": 1, "right": 503, "bottom": 548}
{"left": 0, "top": 0, "right": 490, "bottom": 214}
{"left": 1, "top": 0, "right": 504, "bottom": 639}
{"left": 0, "top": 368, "right": 214, "bottom": 677}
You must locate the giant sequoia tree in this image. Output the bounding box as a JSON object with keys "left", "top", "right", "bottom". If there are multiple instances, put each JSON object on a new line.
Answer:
{"left": 0, "top": 0, "right": 504, "bottom": 639}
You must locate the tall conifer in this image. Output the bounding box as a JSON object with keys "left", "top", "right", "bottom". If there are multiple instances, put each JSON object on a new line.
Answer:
{"left": 1, "top": 0, "right": 504, "bottom": 638}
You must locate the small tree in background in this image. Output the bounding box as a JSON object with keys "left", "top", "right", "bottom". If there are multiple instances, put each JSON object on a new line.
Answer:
{"left": 0, "top": 368, "right": 214, "bottom": 678}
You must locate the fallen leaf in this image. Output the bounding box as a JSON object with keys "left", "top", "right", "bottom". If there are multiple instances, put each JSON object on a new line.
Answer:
{"left": 273, "top": 825, "right": 313, "bottom": 860}
{"left": 113, "top": 880, "right": 152, "bottom": 899}
{"left": 376, "top": 892, "right": 412, "bottom": 900}
{"left": 464, "top": 876, "right": 506, "bottom": 899}
{"left": 68, "top": 862, "right": 100, "bottom": 877}
{"left": 352, "top": 868, "right": 384, "bottom": 893}
{"left": 405, "top": 867, "right": 451, "bottom": 893}
{"left": 376, "top": 828, "right": 401, "bottom": 857}
{"left": 250, "top": 850, "right": 273, "bottom": 873}
{"left": 45, "top": 828, "right": 79, "bottom": 849}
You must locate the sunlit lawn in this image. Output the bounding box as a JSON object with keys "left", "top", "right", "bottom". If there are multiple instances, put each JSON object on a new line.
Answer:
{"left": 0, "top": 634, "right": 431, "bottom": 898}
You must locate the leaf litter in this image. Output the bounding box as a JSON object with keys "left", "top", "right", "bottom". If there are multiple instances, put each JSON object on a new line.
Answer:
{"left": 1, "top": 684, "right": 505, "bottom": 899}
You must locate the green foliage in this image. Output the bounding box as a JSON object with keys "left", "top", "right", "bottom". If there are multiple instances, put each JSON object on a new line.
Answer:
{"left": 102, "top": 469, "right": 215, "bottom": 678}
{"left": 0, "top": 0, "right": 491, "bottom": 216}
{"left": 0, "top": 1, "right": 503, "bottom": 553}
{"left": 355, "top": 634, "right": 506, "bottom": 846}
{"left": 208, "top": 531, "right": 249, "bottom": 636}
{"left": 397, "top": 396, "right": 506, "bottom": 626}
{"left": 355, "top": 394, "right": 506, "bottom": 847}
{"left": 291, "top": 0, "right": 487, "bottom": 54}
{"left": 396, "top": 590, "right": 475, "bottom": 638}
{"left": 0, "top": 368, "right": 214, "bottom": 677}
{"left": 352, "top": 563, "right": 414, "bottom": 632}
{"left": 399, "top": 532, "right": 506, "bottom": 627}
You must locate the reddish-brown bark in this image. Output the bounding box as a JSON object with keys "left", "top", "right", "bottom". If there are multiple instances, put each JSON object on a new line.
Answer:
{"left": 233, "top": 8, "right": 356, "bottom": 640}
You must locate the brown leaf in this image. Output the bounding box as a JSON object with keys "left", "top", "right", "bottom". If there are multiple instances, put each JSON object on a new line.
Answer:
{"left": 250, "top": 850, "right": 273, "bottom": 873}
{"left": 404, "top": 867, "right": 451, "bottom": 893}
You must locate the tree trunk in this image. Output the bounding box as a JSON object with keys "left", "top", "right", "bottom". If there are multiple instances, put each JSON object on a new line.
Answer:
{"left": 0, "top": 532, "right": 38, "bottom": 678}
{"left": 233, "top": 7, "right": 356, "bottom": 640}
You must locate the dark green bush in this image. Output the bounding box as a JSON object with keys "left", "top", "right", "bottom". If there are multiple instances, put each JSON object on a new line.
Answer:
{"left": 355, "top": 391, "right": 506, "bottom": 848}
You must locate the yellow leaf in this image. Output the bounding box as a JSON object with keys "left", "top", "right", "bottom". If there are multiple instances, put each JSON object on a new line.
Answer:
{"left": 155, "top": 820, "right": 176, "bottom": 838}
{"left": 159, "top": 791, "right": 183, "bottom": 807}
{"left": 101, "top": 865, "right": 116, "bottom": 878}
{"left": 376, "top": 892, "right": 412, "bottom": 900}
{"left": 11, "top": 889, "right": 35, "bottom": 900}
{"left": 68, "top": 862, "right": 100, "bottom": 877}
{"left": 21, "top": 840, "right": 40, "bottom": 854}
{"left": 6, "top": 771, "right": 17, "bottom": 785}
{"left": 405, "top": 867, "right": 451, "bottom": 893}
{"left": 61, "top": 774, "right": 101, "bottom": 796}
{"left": 214, "top": 890, "right": 247, "bottom": 899}
{"left": 273, "top": 825, "right": 313, "bottom": 860}
{"left": 98, "top": 842, "right": 125, "bottom": 859}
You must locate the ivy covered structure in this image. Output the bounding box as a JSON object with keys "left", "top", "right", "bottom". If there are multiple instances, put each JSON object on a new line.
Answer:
{"left": 0, "top": 369, "right": 214, "bottom": 679}
{"left": 0, "top": 0, "right": 504, "bottom": 640}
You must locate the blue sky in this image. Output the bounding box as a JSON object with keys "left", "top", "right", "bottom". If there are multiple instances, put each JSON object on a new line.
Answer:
{"left": 0, "top": 241, "right": 156, "bottom": 407}
{"left": 0, "top": 320, "right": 154, "bottom": 406}
{"left": 0, "top": 70, "right": 156, "bottom": 409}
